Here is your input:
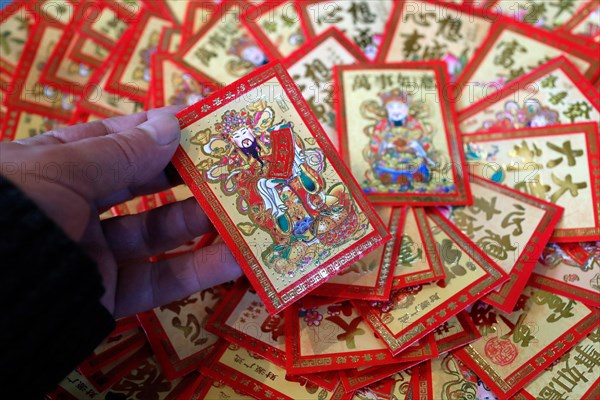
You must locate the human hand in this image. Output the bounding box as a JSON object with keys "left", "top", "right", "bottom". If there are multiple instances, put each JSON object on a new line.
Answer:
{"left": 0, "top": 107, "right": 242, "bottom": 318}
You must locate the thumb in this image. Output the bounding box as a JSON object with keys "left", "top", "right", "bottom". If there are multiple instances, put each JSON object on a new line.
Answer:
{"left": 67, "top": 113, "right": 181, "bottom": 200}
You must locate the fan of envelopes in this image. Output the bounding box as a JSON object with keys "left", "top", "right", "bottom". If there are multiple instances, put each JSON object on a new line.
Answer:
{"left": 2, "top": 1, "right": 599, "bottom": 399}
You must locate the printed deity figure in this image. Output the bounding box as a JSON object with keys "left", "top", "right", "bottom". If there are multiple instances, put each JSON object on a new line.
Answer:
{"left": 480, "top": 99, "right": 559, "bottom": 131}
{"left": 195, "top": 99, "right": 364, "bottom": 276}
{"left": 229, "top": 35, "right": 269, "bottom": 67}
{"left": 362, "top": 89, "right": 435, "bottom": 190}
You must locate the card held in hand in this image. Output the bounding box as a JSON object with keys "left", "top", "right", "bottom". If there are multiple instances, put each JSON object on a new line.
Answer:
{"left": 173, "top": 63, "right": 390, "bottom": 314}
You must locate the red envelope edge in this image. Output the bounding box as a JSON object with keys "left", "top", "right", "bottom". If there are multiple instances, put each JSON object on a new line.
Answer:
{"left": 353, "top": 208, "right": 511, "bottom": 356}
{"left": 77, "top": 329, "right": 146, "bottom": 376}
{"left": 149, "top": 52, "right": 218, "bottom": 109}
{"left": 453, "top": 301, "right": 600, "bottom": 400}
{"left": 433, "top": 311, "right": 482, "bottom": 355}
{"left": 136, "top": 312, "right": 218, "bottom": 381}
{"left": 204, "top": 278, "right": 288, "bottom": 368}
{"left": 112, "top": 315, "right": 140, "bottom": 334}
{"left": 392, "top": 207, "right": 446, "bottom": 290}
{"left": 240, "top": 0, "right": 295, "bottom": 61}
{"left": 136, "top": 282, "right": 232, "bottom": 381}
{"left": 453, "top": 17, "right": 600, "bottom": 97}
{"left": 310, "top": 206, "right": 404, "bottom": 301}
{"left": 4, "top": 20, "right": 74, "bottom": 122}
{"left": 457, "top": 56, "right": 600, "bottom": 131}
{"left": 104, "top": 10, "right": 173, "bottom": 102}
{"left": 172, "top": 62, "right": 391, "bottom": 315}
{"left": 340, "top": 360, "right": 422, "bottom": 393}
{"left": 466, "top": 175, "right": 564, "bottom": 313}
{"left": 82, "top": 344, "right": 152, "bottom": 393}
{"left": 293, "top": 371, "right": 341, "bottom": 392}
{"left": 0, "top": 1, "right": 34, "bottom": 75}
{"left": 284, "top": 300, "right": 439, "bottom": 375}
{"left": 200, "top": 341, "right": 352, "bottom": 400}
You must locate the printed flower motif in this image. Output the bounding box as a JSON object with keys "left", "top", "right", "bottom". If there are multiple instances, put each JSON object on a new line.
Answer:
{"left": 563, "top": 274, "right": 579, "bottom": 283}
{"left": 327, "top": 302, "right": 353, "bottom": 317}
{"left": 377, "top": 301, "right": 394, "bottom": 313}
{"left": 319, "top": 249, "right": 330, "bottom": 259}
{"left": 303, "top": 309, "right": 323, "bottom": 327}
{"left": 380, "top": 174, "right": 393, "bottom": 184}
{"left": 301, "top": 256, "right": 311, "bottom": 266}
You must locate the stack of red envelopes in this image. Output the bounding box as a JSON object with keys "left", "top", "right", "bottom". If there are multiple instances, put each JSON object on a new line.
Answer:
{"left": 2, "top": 1, "right": 599, "bottom": 399}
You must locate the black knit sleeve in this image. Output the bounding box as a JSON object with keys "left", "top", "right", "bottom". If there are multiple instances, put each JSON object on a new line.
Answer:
{"left": 0, "top": 176, "right": 115, "bottom": 397}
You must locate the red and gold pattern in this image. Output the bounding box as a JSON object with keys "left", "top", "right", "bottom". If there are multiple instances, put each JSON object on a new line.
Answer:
{"left": 7, "top": 2, "right": 597, "bottom": 398}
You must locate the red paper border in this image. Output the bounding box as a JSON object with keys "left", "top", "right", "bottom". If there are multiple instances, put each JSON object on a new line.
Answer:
{"left": 284, "top": 300, "right": 439, "bottom": 374}
{"left": 39, "top": 26, "right": 95, "bottom": 95}
{"left": 72, "top": 1, "right": 135, "bottom": 49}
{"left": 462, "top": 122, "right": 600, "bottom": 242}
{"left": 283, "top": 26, "right": 367, "bottom": 68}
{"left": 181, "top": 1, "right": 220, "bottom": 40}
{"left": 529, "top": 271, "right": 600, "bottom": 309}
{"left": 201, "top": 342, "right": 351, "bottom": 400}
{"left": 172, "top": 62, "right": 390, "bottom": 314}
{"left": 176, "top": 0, "right": 272, "bottom": 87}
{"left": 85, "top": 345, "right": 152, "bottom": 392}
{"left": 204, "top": 278, "right": 288, "bottom": 368}
{"left": 453, "top": 17, "right": 600, "bottom": 102}
{"left": 453, "top": 296, "right": 600, "bottom": 400}
{"left": 339, "top": 360, "right": 423, "bottom": 392}
{"left": 4, "top": 20, "right": 74, "bottom": 122}
{"left": 104, "top": 10, "right": 172, "bottom": 102}
{"left": 149, "top": 52, "right": 217, "bottom": 109}
{"left": 375, "top": 0, "right": 498, "bottom": 64}
{"left": 68, "top": 35, "right": 108, "bottom": 68}
{"left": 393, "top": 207, "right": 446, "bottom": 289}
{"left": 457, "top": 56, "right": 600, "bottom": 131}
{"left": 241, "top": 0, "right": 298, "bottom": 60}
{"left": 435, "top": 311, "right": 482, "bottom": 354}
{"left": 311, "top": 207, "right": 404, "bottom": 300}
{"left": 354, "top": 208, "right": 510, "bottom": 355}
{"left": 135, "top": 311, "right": 217, "bottom": 381}
{"left": 77, "top": 329, "right": 146, "bottom": 376}
{"left": 465, "top": 175, "right": 564, "bottom": 312}
{"left": 0, "top": 0, "right": 34, "bottom": 75}
{"left": 75, "top": 51, "right": 142, "bottom": 119}
{"left": 334, "top": 61, "right": 473, "bottom": 205}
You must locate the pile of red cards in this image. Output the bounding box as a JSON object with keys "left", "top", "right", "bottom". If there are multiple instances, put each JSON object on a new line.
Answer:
{"left": 2, "top": 1, "right": 599, "bottom": 399}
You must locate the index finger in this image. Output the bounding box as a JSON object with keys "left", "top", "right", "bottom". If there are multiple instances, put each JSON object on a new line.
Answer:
{"left": 15, "top": 105, "right": 185, "bottom": 146}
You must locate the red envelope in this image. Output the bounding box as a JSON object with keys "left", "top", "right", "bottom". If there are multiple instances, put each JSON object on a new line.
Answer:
{"left": 172, "top": 62, "right": 390, "bottom": 314}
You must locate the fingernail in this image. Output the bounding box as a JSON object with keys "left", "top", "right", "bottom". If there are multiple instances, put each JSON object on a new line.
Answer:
{"left": 137, "top": 114, "right": 180, "bottom": 145}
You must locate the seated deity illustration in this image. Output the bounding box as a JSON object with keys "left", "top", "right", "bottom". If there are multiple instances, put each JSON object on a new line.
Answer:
{"left": 479, "top": 99, "right": 559, "bottom": 131}
{"left": 360, "top": 89, "right": 441, "bottom": 192}
{"left": 191, "top": 99, "right": 367, "bottom": 276}
{"left": 226, "top": 35, "right": 269, "bottom": 77}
